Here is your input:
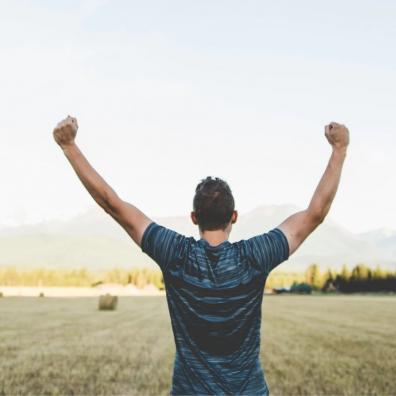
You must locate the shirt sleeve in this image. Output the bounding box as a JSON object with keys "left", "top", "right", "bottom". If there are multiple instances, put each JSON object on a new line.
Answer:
{"left": 140, "top": 222, "right": 188, "bottom": 273}
{"left": 244, "top": 228, "right": 290, "bottom": 275}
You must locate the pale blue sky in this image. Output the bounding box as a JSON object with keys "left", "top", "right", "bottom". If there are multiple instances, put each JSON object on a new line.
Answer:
{"left": 1, "top": 0, "right": 395, "bottom": 232}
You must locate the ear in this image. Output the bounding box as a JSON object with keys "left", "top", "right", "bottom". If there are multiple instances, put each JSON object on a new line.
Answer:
{"left": 191, "top": 211, "right": 198, "bottom": 225}
{"left": 231, "top": 210, "right": 238, "bottom": 224}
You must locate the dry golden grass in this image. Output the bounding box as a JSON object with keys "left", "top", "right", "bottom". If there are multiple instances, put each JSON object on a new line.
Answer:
{"left": 0, "top": 295, "right": 395, "bottom": 395}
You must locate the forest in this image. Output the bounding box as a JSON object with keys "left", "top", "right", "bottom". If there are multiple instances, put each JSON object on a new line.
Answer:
{"left": 0, "top": 263, "right": 395, "bottom": 293}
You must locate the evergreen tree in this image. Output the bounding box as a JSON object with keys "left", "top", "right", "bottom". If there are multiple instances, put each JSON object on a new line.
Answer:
{"left": 305, "top": 264, "right": 321, "bottom": 289}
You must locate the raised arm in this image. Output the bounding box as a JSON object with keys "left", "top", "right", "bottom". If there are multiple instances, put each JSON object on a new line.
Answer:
{"left": 277, "top": 122, "right": 349, "bottom": 256}
{"left": 53, "top": 116, "right": 152, "bottom": 246}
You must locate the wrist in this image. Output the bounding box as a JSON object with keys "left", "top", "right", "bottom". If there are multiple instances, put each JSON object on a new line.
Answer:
{"left": 61, "top": 142, "right": 78, "bottom": 155}
{"left": 332, "top": 146, "right": 347, "bottom": 157}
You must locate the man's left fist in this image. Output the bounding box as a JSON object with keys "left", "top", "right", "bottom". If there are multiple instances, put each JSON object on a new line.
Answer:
{"left": 53, "top": 115, "right": 78, "bottom": 148}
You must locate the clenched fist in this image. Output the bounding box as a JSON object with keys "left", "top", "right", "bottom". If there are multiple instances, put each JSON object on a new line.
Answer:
{"left": 325, "top": 122, "right": 349, "bottom": 150}
{"left": 53, "top": 115, "right": 78, "bottom": 148}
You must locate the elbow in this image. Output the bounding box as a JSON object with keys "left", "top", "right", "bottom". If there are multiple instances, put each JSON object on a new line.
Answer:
{"left": 96, "top": 192, "right": 119, "bottom": 216}
{"left": 96, "top": 198, "right": 111, "bottom": 214}
{"left": 315, "top": 213, "right": 326, "bottom": 225}
{"left": 103, "top": 198, "right": 120, "bottom": 216}
{"left": 307, "top": 208, "right": 326, "bottom": 225}
{"left": 101, "top": 201, "right": 112, "bottom": 215}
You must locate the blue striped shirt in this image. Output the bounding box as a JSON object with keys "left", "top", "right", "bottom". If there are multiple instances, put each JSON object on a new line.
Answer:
{"left": 141, "top": 222, "right": 289, "bottom": 395}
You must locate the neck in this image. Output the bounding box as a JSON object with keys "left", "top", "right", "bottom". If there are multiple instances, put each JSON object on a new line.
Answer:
{"left": 200, "top": 228, "right": 230, "bottom": 247}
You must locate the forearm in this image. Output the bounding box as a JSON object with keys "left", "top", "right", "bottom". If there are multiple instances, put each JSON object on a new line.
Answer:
{"left": 277, "top": 122, "right": 349, "bottom": 255}
{"left": 62, "top": 143, "right": 119, "bottom": 212}
{"left": 307, "top": 147, "right": 347, "bottom": 221}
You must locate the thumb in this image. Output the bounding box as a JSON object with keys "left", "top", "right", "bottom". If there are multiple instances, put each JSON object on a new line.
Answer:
{"left": 324, "top": 124, "right": 330, "bottom": 136}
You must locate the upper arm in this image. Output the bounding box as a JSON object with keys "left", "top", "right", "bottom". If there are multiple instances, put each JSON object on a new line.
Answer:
{"left": 105, "top": 198, "right": 152, "bottom": 247}
{"left": 277, "top": 209, "right": 323, "bottom": 256}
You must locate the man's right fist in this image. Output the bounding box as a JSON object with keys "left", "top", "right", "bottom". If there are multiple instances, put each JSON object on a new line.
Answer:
{"left": 325, "top": 122, "right": 349, "bottom": 150}
{"left": 53, "top": 115, "right": 78, "bottom": 148}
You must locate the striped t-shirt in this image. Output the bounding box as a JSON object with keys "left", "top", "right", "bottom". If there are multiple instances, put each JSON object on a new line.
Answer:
{"left": 141, "top": 222, "right": 289, "bottom": 395}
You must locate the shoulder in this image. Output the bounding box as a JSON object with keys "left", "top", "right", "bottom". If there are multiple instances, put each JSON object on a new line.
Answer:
{"left": 236, "top": 228, "right": 288, "bottom": 249}
{"left": 233, "top": 228, "right": 289, "bottom": 270}
{"left": 141, "top": 222, "right": 196, "bottom": 253}
{"left": 140, "top": 222, "right": 198, "bottom": 272}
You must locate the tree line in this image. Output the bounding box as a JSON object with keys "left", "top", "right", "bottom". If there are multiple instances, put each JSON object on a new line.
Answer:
{"left": 0, "top": 267, "right": 164, "bottom": 290}
{"left": 290, "top": 263, "right": 396, "bottom": 293}
{"left": 0, "top": 264, "right": 395, "bottom": 293}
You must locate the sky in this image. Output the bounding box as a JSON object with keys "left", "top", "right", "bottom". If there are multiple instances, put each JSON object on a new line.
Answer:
{"left": 0, "top": 0, "right": 395, "bottom": 233}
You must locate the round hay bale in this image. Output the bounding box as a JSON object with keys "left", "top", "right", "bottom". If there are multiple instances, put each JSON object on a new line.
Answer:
{"left": 39, "top": 292, "right": 45, "bottom": 298}
{"left": 98, "top": 294, "right": 118, "bottom": 311}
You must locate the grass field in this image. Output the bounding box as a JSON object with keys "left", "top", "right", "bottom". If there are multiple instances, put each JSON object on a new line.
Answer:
{"left": 0, "top": 295, "right": 395, "bottom": 396}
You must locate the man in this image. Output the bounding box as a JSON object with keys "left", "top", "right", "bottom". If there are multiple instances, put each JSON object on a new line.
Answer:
{"left": 53, "top": 117, "right": 349, "bottom": 395}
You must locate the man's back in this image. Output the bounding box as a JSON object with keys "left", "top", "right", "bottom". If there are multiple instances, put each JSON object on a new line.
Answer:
{"left": 141, "top": 222, "right": 289, "bottom": 395}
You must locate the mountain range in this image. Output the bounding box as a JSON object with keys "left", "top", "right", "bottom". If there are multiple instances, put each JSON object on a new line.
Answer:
{"left": 0, "top": 205, "right": 395, "bottom": 272}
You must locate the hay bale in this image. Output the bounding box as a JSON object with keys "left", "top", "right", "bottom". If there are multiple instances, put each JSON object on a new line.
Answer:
{"left": 98, "top": 294, "right": 118, "bottom": 311}
{"left": 39, "top": 292, "right": 45, "bottom": 298}
{"left": 0, "top": 291, "right": 3, "bottom": 298}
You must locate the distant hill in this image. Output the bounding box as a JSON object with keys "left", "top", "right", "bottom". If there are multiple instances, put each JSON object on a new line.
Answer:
{"left": 358, "top": 228, "right": 396, "bottom": 258}
{"left": 0, "top": 205, "right": 395, "bottom": 272}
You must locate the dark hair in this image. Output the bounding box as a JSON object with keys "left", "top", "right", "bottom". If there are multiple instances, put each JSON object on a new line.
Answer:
{"left": 193, "top": 176, "right": 235, "bottom": 231}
